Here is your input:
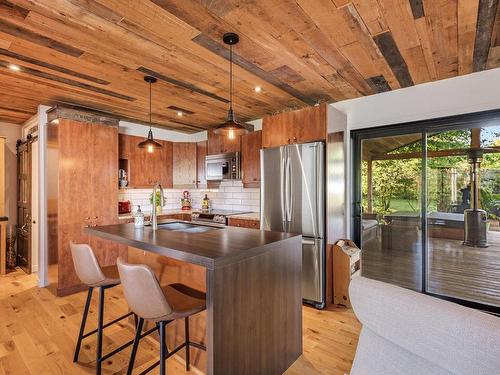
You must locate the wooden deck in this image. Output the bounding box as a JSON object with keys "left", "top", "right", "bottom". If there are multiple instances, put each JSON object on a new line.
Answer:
{"left": 363, "top": 229, "right": 500, "bottom": 308}
{"left": 0, "top": 269, "right": 360, "bottom": 375}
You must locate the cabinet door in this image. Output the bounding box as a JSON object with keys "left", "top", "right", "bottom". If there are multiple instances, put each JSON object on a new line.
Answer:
{"left": 118, "top": 133, "right": 130, "bottom": 159}
{"left": 196, "top": 140, "right": 207, "bottom": 187}
{"left": 173, "top": 142, "right": 197, "bottom": 187}
{"left": 241, "top": 131, "right": 262, "bottom": 187}
{"left": 262, "top": 104, "right": 326, "bottom": 147}
{"left": 207, "top": 130, "right": 241, "bottom": 154}
{"left": 222, "top": 133, "right": 241, "bottom": 153}
{"left": 161, "top": 140, "right": 173, "bottom": 188}
{"left": 128, "top": 134, "right": 162, "bottom": 187}
{"left": 207, "top": 130, "right": 224, "bottom": 155}
{"left": 89, "top": 123, "right": 120, "bottom": 264}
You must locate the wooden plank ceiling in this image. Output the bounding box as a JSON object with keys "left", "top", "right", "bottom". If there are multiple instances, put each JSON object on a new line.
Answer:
{"left": 0, "top": 0, "right": 499, "bottom": 132}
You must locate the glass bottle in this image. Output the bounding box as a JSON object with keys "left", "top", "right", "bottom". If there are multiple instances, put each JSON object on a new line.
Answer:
{"left": 134, "top": 205, "right": 144, "bottom": 228}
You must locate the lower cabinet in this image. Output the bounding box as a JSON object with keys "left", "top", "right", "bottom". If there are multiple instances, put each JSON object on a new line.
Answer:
{"left": 228, "top": 218, "right": 260, "bottom": 229}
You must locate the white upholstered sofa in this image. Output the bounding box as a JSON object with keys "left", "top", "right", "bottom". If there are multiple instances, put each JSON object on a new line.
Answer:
{"left": 349, "top": 277, "right": 500, "bottom": 375}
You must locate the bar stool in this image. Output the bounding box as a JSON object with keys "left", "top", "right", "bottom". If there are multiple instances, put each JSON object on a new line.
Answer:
{"left": 116, "top": 257, "right": 207, "bottom": 375}
{"left": 70, "top": 243, "right": 157, "bottom": 375}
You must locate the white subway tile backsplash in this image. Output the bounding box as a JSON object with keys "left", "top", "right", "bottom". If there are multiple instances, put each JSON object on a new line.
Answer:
{"left": 119, "top": 184, "right": 260, "bottom": 213}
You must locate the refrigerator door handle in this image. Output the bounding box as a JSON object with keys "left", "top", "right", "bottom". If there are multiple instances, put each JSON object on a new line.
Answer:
{"left": 285, "top": 155, "right": 292, "bottom": 222}
{"left": 280, "top": 148, "right": 287, "bottom": 228}
{"left": 302, "top": 238, "right": 317, "bottom": 245}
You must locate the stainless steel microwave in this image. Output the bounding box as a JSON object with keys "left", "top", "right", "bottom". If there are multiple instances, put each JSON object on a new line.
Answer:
{"left": 205, "top": 152, "right": 241, "bottom": 181}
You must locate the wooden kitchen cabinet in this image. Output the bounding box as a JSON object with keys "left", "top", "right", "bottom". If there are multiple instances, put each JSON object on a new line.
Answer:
{"left": 207, "top": 129, "right": 241, "bottom": 155}
{"left": 262, "top": 103, "right": 327, "bottom": 148}
{"left": 228, "top": 218, "right": 261, "bottom": 229}
{"left": 119, "top": 134, "right": 173, "bottom": 188}
{"left": 241, "top": 130, "right": 262, "bottom": 188}
{"left": 46, "top": 107, "right": 125, "bottom": 296}
{"left": 196, "top": 140, "right": 207, "bottom": 187}
{"left": 173, "top": 142, "right": 197, "bottom": 188}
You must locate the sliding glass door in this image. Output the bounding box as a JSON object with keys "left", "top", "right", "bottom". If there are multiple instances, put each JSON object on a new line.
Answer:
{"left": 360, "top": 133, "right": 423, "bottom": 292}
{"left": 353, "top": 112, "right": 500, "bottom": 311}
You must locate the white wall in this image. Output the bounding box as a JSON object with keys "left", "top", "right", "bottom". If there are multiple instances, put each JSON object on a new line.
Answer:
{"left": 0, "top": 122, "right": 21, "bottom": 226}
{"left": 332, "top": 68, "right": 500, "bottom": 130}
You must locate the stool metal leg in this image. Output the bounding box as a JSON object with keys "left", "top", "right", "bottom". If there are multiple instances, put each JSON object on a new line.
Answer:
{"left": 159, "top": 321, "right": 166, "bottom": 375}
{"left": 96, "top": 286, "right": 105, "bottom": 375}
{"left": 185, "top": 317, "right": 190, "bottom": 371}
{"left": 127, "top": 317, "right": 144, "bottom": 375}
{"left": 74, "top": 287, "right": 93, "bottom": 363}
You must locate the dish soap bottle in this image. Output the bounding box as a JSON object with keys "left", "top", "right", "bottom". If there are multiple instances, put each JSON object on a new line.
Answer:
{"left": 134, "top": 205, "right": 144, "bottom": 228}
{"left": 202, "top": 194, "right": 210, "bottom": 210}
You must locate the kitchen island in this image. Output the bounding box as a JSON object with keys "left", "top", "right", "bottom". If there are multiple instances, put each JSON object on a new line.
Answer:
{"left": 86, "top": 221, "right": 303, "bottom": 375}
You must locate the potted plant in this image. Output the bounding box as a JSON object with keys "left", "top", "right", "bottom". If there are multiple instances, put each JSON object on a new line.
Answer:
{"left": 150, "top": 191, "right": 164, "bottom": 213}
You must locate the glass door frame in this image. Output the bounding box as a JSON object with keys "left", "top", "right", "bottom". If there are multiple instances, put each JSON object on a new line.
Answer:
{"left": 351, "top": 108, "right": 500, "bottom": 314}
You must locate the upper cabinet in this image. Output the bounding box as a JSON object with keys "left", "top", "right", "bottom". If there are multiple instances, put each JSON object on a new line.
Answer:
{"left": 119, "top": 134, "right": 173, "bottom": 188}
{"left": 262, "top": 103, "right": 327, "bottom": 148}
{"left": 241, "top": 131, "right": 262, "bottom": 188}
{"left": 207, "top": 129, "right": 241, "bottom": 155}
{"left": 172, "top": 142, "right": 197, "bottom": 188}
{"left": 196, "top": 141, "right": 207, "bottom": 188}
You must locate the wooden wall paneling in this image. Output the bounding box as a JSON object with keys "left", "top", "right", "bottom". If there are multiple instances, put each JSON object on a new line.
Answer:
{"left": 160, "top": 140, "right": 173, "bottom": 188}
{"left": 172, "top": 142, "right": 197, "bottom": 187}
{"left": 241, "top": 130, "right": 262, "bottom": 188}
{"left": 0, "top": 137, "right": 4, "bottom": 217}
{"left": 56, "top": 119, "right": 91, "bottom": 294}
{"left": 89, "top": 122, "right": 121, "bottom": 266}
{"left": 196, "top": 140, "right": 207, "bottom": 187}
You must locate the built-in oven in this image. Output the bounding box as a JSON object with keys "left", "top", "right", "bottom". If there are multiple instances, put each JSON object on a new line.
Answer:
{"left": 205, "top": 152, "right": 241, "bottom": 181}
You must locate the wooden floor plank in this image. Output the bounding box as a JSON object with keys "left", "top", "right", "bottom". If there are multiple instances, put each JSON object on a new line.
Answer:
{"left": 0, "top": 269, "right": 361, "bottom": 375}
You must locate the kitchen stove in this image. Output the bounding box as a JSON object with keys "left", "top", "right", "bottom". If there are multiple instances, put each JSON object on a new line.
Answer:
{"left": 191, "top": 209, "right": 251, "bottom": 226}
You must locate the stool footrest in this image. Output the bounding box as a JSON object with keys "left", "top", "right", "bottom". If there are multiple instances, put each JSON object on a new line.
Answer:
{"left": 82, "top": 311, "right": 134, "bottom": 339}
{"left": 99, "top": 324, "right": 158, "bottom": 363}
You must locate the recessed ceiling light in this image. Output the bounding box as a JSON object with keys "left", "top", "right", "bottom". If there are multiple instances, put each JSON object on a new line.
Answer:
{"left": 8, "top": 64, "right": 20, "bottom": 72}
{"left": 51, "top": 119, "right": 59, "bottom": 124}
{"left": 254, "top": 86, "right": 262, "bottom": 93}
{"left": 177, "top": 111, "right": 183, "bottom": 117}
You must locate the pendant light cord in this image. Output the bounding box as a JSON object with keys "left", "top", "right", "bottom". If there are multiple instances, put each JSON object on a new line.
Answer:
{"left": 149, "top": 80, "right": 152, "bottom": 130}
{"left": 229, "top": 44, "right": 233, "bottom": 111}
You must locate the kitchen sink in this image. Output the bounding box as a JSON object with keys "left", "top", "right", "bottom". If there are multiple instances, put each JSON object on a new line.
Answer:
{"left": 156, "top": 221, "right": 222, "bottom": 234}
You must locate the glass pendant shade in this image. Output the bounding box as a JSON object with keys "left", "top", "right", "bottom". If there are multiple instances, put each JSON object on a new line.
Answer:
{"left": 138, "top": 75, "right": 162, "bottom": 152}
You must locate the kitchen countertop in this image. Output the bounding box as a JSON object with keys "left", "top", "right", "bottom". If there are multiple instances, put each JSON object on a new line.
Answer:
{"left": 86, "top": 220, "right": 298, "bottom": 269}
{"left": 229, "top": 212, "right": 260, "bottom": 221}
{"left": 119, "top": 209, "right": 193, "bottom": 220}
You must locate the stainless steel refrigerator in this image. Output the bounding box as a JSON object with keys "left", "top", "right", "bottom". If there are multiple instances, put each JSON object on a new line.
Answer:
{"left": 260, "top": 141, "right": 325, "bottom": 308}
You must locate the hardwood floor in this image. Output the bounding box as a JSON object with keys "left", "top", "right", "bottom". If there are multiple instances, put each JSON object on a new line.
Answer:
{"left": 0, "top": 269, "right": 360, "bottom": 375}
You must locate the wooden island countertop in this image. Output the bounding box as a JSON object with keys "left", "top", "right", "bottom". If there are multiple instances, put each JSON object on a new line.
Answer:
{"left": 86, "top": 220, "right": 303, "bottom": 375}
{"left": 85, "top": 220, "right": 298, "bottom": 269}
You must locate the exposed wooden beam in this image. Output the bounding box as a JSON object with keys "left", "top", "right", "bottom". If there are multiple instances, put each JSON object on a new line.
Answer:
{"left": 0, "top": 19, "right": 84, "bottom": 57}
{"left": 366, "top": 75, "right": 391, "bottom": 93}
{"left": 0, "top": 60, "right": 135, "bottom": 101}
{"left": 192, "top": 34, "right": 318, "bottom": 105}
{"left": 373, "top": 32, "right": 414, "bottom": 88}
{"left": 409, "top": 0, "right": 425, "bottom": 19}
{"left": 0, "top": 48, "right": 109, "bottom": 84}
{"left": 473, "top": 0, "right": 499, "bottom": 71}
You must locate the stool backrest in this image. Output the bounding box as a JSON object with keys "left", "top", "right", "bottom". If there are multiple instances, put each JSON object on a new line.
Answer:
{"left": 70, "top": 243, "right": 106, "bottom": 286}
{"left": 116, "top": 258, "right": 173, "bottom": 319}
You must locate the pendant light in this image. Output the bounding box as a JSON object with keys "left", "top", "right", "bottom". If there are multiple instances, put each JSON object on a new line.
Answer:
{"left": 213, "top": 32, "right": 249, "bottom": 139}
{"left": 138, "top": 76, "right": 163, "bottom": 153}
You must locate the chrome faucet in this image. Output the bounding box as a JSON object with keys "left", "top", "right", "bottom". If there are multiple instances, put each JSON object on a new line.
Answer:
{"left": 151, "top": 182, "right": 164, "bottom": 230}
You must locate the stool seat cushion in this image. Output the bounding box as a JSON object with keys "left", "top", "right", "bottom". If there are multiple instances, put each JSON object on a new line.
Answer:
{"left": 154, "top": 283, "right": 206, "bottom": 322}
